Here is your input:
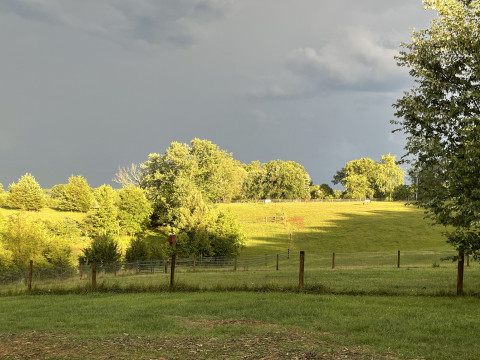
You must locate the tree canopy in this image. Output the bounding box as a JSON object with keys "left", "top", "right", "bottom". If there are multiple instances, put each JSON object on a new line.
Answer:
{"left": 58, "top": 175, "right": 94, "bottom": 212}
{"left": 333, "top": 155, "right": 404, "bottom": 199}
{"left": 87, "top": 185, "right": 118, "bottom": 237}
{"left": 241, "top": 160, "right": 311, "bottom": 200}
{"left": 116, "top": 185, "right": 152, "bottom": 235}
{"left": 392, "top": 0, "right": 480, "bottom": 293}
{"left": 140, "top": 139, "right": 246, "bottom": 257}
{"left": 7, "top": 173, "right": 46, "bottom": 211}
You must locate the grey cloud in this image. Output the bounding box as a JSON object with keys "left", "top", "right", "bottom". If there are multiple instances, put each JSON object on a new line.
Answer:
{"left": 286, "top": 27, "right": 406, "bottom": 91}
{"left": 252, "top": 26, "right": 408, "bottom": 101}
{"left": 0, "top": 0, "right": 232, "bottom": 47}
{"left": 0, "top": 0, "right": 59, "bottom": 24}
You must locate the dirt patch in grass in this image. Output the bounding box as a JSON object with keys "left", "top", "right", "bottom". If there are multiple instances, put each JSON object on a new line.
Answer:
{"left": 287, "top": 216, "right": 305, "bottom": 230}
{"left": 178, "top": 317, "right": 273, "bottom": 328}
{"left": 0, "top": 330, "right": 400, "bottom": 360}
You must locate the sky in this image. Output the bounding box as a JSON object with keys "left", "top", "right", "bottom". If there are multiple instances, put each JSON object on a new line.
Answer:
{"left": 0, "top": 0, "right": 435, "bottom": 189}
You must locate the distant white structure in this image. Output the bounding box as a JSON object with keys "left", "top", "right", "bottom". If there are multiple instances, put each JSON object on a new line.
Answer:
{"left": 264, "top": 199, "right": 271, "bottom": 204}
{"left": 363, "top": 199, "right": 371, "bottom": 205}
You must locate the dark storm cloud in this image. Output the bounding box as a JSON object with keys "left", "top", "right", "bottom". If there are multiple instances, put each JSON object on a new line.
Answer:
{"left": 0, "top": 0, "right": 233, "bottom": 47}
{"left": 0, "top": 0, "right": 435, "bottom": 189}
{"left": 252, "top": 27, "right": 409, "bottom": 101}
{"left": 0, "top": 0, "right": 59, "bottom": 24}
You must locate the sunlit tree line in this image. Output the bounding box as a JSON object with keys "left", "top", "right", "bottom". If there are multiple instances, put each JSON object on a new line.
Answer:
{"left": 0, "top": 138, "right": 406, "bottom": 270}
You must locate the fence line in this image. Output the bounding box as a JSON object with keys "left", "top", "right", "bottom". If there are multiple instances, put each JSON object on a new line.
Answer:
{"left": 0, "top": 250, "right": 475, "bottom": 294}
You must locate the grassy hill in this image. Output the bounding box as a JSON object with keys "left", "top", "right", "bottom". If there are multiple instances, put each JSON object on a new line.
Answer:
{"left": 0, "top": 201, "right": 448, "bottom": 258}
{"left": 218, "top": 201, "right": 448, "bottom": 255}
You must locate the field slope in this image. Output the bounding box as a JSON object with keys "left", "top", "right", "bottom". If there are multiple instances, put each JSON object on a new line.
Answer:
{"left": 219, "top": 201, "right": 448, "bottom": 255}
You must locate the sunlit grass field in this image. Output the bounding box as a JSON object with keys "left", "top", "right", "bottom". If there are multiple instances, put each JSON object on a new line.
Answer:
{"left": 221, "top": 201, "right": 448, "bottom": 255}
{"left": 0, "top": 206, "right": 87, "bottom": 223}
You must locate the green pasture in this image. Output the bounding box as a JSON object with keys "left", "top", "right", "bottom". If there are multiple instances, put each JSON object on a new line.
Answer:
{"left": 221, "top": 201, "right": 448, "bottom": 255}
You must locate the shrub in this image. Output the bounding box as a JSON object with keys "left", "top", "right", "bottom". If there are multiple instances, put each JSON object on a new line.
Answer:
{"left": 125, "top": 236, "right": 150, "bottom": 262}
{"left": 0, "top": 214, "right": 49, "bottom": 267}
{"left": 78, "top": 234, "right": 122, "bottom": 265}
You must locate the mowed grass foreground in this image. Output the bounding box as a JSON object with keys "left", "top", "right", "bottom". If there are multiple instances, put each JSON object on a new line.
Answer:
{"left": 0, "top": 292, "right": 479, "bottom": 360}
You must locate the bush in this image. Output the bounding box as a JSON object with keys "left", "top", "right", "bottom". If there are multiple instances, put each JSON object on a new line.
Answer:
{"left": 173, "top": 209, "right": 245, "bottom": 257}
{"left": 78, "top": 235, "right": 122, "bottom": 265}
{"left": 125, "top": 236, "right": 150, "bottom": 262}
{"left": 42, "top": 238, "right": 74, "bottom": 268}
{"left": 0, "top": 214, "right": 49, "bottom": 267}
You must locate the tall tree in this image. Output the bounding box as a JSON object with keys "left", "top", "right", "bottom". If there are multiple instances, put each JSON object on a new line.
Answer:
{"left": 0, "top": 183, "right": 6, "bottom": 207}
{"left": 112, "top": 163, "right": 143, "bottom": 188}
{"left": 241, "top": 160, "right": 312, "bottom": 200}
{"left": 392, "top": 0, "right": 480, "bottom": 294}
{"left": 87, "top": 185, "right": 118, "bottom": 236}
{"left": 241, "top": 161, "right": 267, "bottom": 200}
{"left": 342, "top": 158, "right": 378, "bottom": 199}
{"left": 141, "top": 142, "right": 198, "bottom": 225}
{"left": 263, "top": 160, "right": 311, "bottom": 200}
{"left": 140, "top": 140, "right": 245, "bottom": 257}
{"left": 7, "top": 173, "right": 46, "bottom": 210}
{"left": 376, "top": 155, "right": 404, "bottom": 201}
{"left": 116, "top": 185, "right": 152, "bottom": 235}
{"left": 190, "top": 138, "right": 245, "bottom": 202}
{"left": 58, "top": 175, "right": 94, "bottom": 212}
{"left": 333, "top": 156, "right": 404, "bottom": 199}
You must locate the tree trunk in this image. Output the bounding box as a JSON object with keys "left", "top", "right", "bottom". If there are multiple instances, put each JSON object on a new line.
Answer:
{"left": 457, "top": 250, "right": 464, "bottom": 296}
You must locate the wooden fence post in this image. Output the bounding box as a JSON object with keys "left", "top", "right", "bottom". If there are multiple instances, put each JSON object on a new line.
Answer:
{"left": 170, "top": 254, "right": 176, "bottom": 289}
{"left": 457, "top": 250, "right": 464, "bottom": 296}
{"left": 397, "top": 250, "right": 401, "bottom": 268}
{"left": 92, "top": 261, "right": 97, "bottom": 289}
{"left": 276, "top": 254, "right": 279, "bottom": 271}
{"left": 467, "top": 254, "right": 470, "bottom": 267}
{"left": 234, "top": 256, "right": 237, "bottom": 271}
{"left": 27, "top": 260, "right": 33, "bottom": 293}
{"left": 299, "top": 251, "right": 305, "bottom": 290}
{"left": 288, "top": 248, "right": 290, "bottom": 259}
{"left": 332, "top": 252, "right": 335, "bottom": 269}
{"left": 193, "top": 257, "right": 196, "bottom": 271}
